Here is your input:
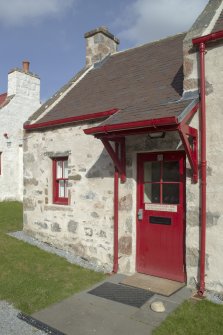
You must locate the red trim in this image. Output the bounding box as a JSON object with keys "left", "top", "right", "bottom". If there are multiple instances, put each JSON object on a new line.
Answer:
{"left": 24, "top": 109, "right": 119, "bottom": 130}
{"left": 84, "top": 116, "right": 178, "bottom": 135}
{"left": 198, "top": 42, "right": 207, "bottom": 296}
{"left": 192, "top": 30, "right": 223, "bottom": 45}
{"left": 178, "top": 124, "right": 198, "bottom": 183}
{"left": 52, "top": 157, "right": 68, "bottom": 205}
{"left": 113, "top": 143, "right": 119, "bottom": 273}
{"left": 101, "top": 138, "right": 126, "bottom": 182}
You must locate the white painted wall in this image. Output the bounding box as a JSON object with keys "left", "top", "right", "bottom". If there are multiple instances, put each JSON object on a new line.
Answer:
{"left": 0, "top": 68, "right": 41, "bottom": 201}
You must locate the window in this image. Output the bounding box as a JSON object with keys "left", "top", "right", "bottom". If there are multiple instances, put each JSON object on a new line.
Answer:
{"left": 53, "top": 157, "right": 68, "bottom": 205}
{"left": 0, "top": 152, "right": 2, "bottom": 175}
{"left": 144, "top": 160, "right": 180, "bottom": 205}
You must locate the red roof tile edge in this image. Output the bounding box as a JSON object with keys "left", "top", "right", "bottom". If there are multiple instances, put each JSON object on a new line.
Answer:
{"left": 24, "top": 108, "right": 119, "bottom": 131}
{"left": 0, "top": 93, "right": 7, "bottom": 106}
{"left": 84, "top": 116, "right": 178, "bottom": 135}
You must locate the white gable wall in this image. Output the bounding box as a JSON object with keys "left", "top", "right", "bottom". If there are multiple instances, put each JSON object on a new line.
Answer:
{"left": 0, "top": 69, "right": 40, "bottom": 201}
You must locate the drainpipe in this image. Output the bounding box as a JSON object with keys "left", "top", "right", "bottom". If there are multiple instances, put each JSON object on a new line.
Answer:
{"left": 113, "top": 142, "right": 119, "bottom": 273}
{"left": 192, "top": 30, "right": 223, "bottom": 295}
{"left": 198, "top": 42, "right": 207, "bottom": 296}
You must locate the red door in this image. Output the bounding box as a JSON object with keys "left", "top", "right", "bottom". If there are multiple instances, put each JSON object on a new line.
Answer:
{"left": 136, "top": 151, "right": 186, "bottom": 282}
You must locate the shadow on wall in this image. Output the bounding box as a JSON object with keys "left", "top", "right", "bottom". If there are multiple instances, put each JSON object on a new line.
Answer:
{"left": 85, "top": 147, "right": 114, "bottom": 179}
{"left": 171, "top": 65, "right": 183, "bottom": 96}
{"left": 85, "top": 132, "right": 184, "bottom": 181}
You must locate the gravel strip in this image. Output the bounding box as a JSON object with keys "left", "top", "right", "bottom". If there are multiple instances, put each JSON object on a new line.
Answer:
{"left": 9, "top": 231, "right": 112, "bottom": 273}
{"left": 0, "top": 301, "right": 46, "bottom": 335}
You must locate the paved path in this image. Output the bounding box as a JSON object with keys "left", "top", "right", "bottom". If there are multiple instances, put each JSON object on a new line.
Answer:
{"left": 31, "top": 274, "right": 192, "bottom": 335}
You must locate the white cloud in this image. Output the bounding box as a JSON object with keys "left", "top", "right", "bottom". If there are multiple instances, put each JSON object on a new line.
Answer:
{"left": 0, "top": 0, "right": 76, "bottom": 26}
{"left": 118, "top": 0, "right": 209, "bottom": 45}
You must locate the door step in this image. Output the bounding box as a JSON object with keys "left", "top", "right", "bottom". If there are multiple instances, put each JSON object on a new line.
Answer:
{"left": 120, "top": 273, "right": 185, "bottom": 296}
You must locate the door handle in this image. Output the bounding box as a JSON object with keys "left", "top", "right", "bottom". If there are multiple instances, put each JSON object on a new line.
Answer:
{"left": 138, "top": 209, "right": 143, "bottom": 220}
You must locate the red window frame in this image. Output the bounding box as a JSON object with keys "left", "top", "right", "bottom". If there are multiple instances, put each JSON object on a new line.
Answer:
{"left": 52, "top": 157, "right": 68, "bottom": 205}
{"left": 140, "top": 153, "right": 185, "bottom": 206}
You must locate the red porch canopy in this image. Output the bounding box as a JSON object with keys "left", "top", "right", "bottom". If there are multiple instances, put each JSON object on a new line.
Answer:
{"left": 84, "top": 98, "right": 199, "bottom": 183}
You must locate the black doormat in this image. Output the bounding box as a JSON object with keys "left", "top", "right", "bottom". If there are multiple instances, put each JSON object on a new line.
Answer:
{"left": 88, "top": 282, "right": 154, "bottom": 308}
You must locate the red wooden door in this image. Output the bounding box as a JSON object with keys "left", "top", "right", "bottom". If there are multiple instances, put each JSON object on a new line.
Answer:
{"left": 136, "top": 151, "right": 186, "bottom": 282}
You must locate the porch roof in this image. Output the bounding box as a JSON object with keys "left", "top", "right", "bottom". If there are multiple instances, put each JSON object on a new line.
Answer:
{"left": 84, "top": 98, "right": 199, "bottom": 137}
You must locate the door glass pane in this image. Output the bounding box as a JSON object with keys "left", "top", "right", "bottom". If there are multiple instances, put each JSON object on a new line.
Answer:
{"left": 163, "top": 184, "right": 179, "bottom": 204}
{"left": 64, "top": 160, "right": 68, "bottom": 178}
{"left": 163, "top": 161, "right": 180, "bottom": 181}
{"left": 59, "top": 180, "right": 65, "bottom": 197}
{"left": 57, "top": 161, "right": 63, "bottom": 178}
{"left": 65, "top": 180, "right": 68, "bottom": 198}
{"left": 144, "top": 183, "right": 160, "bottom": 203}
{"left": 144, "top": 161, "right": 160, "bottom": 182}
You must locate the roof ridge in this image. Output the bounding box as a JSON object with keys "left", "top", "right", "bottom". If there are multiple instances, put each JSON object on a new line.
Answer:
{"left": 111, "top": 32, "right": 186, "bottom": 57}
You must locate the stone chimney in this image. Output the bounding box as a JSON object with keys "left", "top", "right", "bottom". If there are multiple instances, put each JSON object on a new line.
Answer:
{"left": 7, "top": 61, "right": 40, "bottom": 103}
{"left": 84, "top": 26, "right": 120, "bottom": 67}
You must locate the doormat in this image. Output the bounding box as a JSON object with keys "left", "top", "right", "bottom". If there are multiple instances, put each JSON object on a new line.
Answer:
{"left": 121, "top": 273, "right": 185, "bottom": 296}
{"left": 88, "top": 282, "right": 154, "bottom": 308}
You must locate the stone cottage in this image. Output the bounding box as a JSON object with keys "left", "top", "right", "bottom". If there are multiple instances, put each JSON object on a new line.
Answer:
{"left": 0, "top": 61, "right": 40, "bottom": 201}
{"left": 24, "top": 0, "right": 223, "bottom": 294}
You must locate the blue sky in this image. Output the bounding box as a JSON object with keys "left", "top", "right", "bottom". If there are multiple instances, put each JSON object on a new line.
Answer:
{"left": 0, "top": 0, "right": 209, "bottom": 102}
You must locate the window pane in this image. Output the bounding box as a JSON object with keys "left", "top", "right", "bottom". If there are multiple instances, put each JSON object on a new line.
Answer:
{"left": 144, "top": 161, "right": 160, "bottom": 182}
{"left": 163, "top": 161, "right": 180, "bottom": 182}
{"left": 64, "top": 160, "right": 68, "bottom": 178}
{"left": 144, "top": 183, "right": 160, "bottom": 203}
{"left": 163, "top": 184, "right": 179, "bottom": 204}
{"left": 65, "top": 180, "right": 68, "bottom": 198}
{"left": 59, "top": 180, "right": 65, "bottom": 197}
{"left": 57, "top": 161, "right": 63, "bottom": 178}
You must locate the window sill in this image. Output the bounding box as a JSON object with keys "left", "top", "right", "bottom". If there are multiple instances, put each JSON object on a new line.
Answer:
{"left": 44, "top": 204, "right": 73, "bottom": 212}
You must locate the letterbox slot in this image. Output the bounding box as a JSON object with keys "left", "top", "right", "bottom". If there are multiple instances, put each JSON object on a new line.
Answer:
{"left": 150, "top": 216, "right": 171, "bottom": 225}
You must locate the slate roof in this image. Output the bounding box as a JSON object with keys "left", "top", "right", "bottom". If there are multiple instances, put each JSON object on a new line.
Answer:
{"left": 0, "top": 93, "right": 14, "bottom": 109}
{"left": 0, "top": 93, "right": 7, "bottom": 106}
{"left": 27, "top": 33, "right": 186, "bottom": 128}
{"left": 97, "top": 99, "right": 195, "bottom": 127}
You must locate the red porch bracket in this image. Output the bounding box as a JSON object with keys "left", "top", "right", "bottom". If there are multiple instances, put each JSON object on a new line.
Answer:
{"left": 101, "top": 138, "right": 126, "bottom": 182}
{"left": 178, "top": 124, "right": 198, "bottom": 183}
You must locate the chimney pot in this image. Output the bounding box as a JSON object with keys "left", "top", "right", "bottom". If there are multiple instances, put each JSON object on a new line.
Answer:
{"left": 22, "top": 60, "right": 30, "bottom": 73}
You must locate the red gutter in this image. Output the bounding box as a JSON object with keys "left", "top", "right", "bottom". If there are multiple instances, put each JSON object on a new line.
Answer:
{"left": 113, "top": 142, "right": 119, "bottom": 273}
{"left": 84, "top": 116, "right": 177, "bottom": 135}
{"left": 192, "top": 30, "right": 223, "bottom": 296}
{"left": 24, "top": 108, "right": 118, "bottom": 130}
{"left": 192, "top": 30, "right": 223, "bottom": 44}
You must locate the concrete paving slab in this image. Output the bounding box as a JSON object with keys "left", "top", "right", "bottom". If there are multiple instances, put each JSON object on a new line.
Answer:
{"left": 32, "top": 274, "right": 193, "bottom": 335}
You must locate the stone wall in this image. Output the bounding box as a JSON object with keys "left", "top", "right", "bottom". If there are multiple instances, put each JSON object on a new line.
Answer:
{"left": 0, "top": 69, "right": 40, "bottom": 201}
{"left": 23, "top": 124, "right": 115, "bottom": 271}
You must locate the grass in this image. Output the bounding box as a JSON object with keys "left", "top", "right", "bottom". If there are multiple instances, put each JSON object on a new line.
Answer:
{"left": 153, "top": 299, "right": 223, "bottom": 335}
{"left": 0, "top": 201, "right": 105, "bottom": 314}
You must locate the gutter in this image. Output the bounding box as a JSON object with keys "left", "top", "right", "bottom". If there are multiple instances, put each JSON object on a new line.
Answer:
{"left": 84, "top": 116, "right": 178, "bottom": 135}
{"left": 24, "top": 109, "right": 118, "bottom": 131}
{"left": 192, "top": 29, "right": 223, "bottom": 296}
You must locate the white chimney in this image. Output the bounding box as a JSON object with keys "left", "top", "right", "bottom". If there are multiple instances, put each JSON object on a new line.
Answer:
{"left": 7, "top": 61, "right": 40, "bottom": 103}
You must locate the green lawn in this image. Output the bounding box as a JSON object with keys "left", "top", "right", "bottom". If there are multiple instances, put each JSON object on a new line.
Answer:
{"left": 0, "top": 201, "right": 105, "bottom": 314}
{"left": 153, "top": 298, "right": 223, "bottom": 335}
